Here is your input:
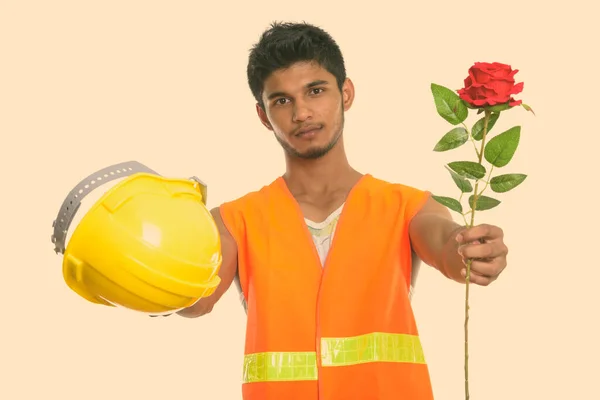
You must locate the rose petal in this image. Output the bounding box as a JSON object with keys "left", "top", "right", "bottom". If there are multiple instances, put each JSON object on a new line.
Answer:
{"left": 508, "top": 98, "right": 522, "bottom": 106}
{"left": 472, "top": 69, "right": 492, "bottom": 84}
{"left": 459, "top": 93, "right": 475, "bottom": 105}
{"left": 510, "top": 81, "right": 524, "bottom": 95}
{"left": 473, "top": 98, "right": 494, "bottom": 106}
{"left": 488, "top": 80, "right": 513, "bottom": 99}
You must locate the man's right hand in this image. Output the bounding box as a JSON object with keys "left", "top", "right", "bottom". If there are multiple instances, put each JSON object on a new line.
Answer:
{"left": 149, "top": 206, "right": 238, "bottom": 319}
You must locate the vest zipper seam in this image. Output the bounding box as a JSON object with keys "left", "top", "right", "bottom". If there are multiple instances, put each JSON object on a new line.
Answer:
{"left": 277, "top": 174, "right": 369, "bottom": 399}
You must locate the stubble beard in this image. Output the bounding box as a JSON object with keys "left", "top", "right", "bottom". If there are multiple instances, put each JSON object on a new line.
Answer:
{"left": 275, "top": 111, "right": 345, "bottom": 160}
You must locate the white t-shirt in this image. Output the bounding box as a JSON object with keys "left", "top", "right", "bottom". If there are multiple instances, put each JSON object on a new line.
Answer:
{"left": 305, "top": 203, "right": 344, "bottom": 266}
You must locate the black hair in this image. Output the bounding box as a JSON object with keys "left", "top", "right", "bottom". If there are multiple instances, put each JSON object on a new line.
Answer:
{"left": 247, "top": 21, "right": 347, "bottom": 108}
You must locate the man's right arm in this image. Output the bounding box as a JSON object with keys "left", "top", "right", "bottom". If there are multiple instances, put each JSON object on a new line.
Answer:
{"left": 175, "top": 206, "right": 239, "bottom": 318}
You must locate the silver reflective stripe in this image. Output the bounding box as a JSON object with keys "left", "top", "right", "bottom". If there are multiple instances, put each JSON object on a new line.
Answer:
{"left": 241, "top": 332, "right": 426, "bottom": 383}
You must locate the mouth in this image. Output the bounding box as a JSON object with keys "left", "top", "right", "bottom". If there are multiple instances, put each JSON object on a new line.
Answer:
{"left": 295, "top": 125, "right": 323, "bottom": 138}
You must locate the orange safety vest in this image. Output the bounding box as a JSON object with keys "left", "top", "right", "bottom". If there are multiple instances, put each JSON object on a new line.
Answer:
{"left": 219, "top": 174, "right": 435, "bottom": 400}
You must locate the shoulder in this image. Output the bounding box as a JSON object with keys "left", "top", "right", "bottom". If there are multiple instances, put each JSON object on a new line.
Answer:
{"left": 364, "top": 174, "right": 430, "bottom": 199}
{"left": 216, "top": 177, "right": 283, "bottom": 230}
{"left": 220, "top": 178, "right": 280, "bottom": 211}
{"left": 363, "top": 174, "right": 432, "bottom": 220}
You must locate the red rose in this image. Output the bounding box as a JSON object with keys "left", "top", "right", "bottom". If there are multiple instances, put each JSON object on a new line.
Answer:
{"left": 457, "top": 62, "right": 524, "bottom": 107}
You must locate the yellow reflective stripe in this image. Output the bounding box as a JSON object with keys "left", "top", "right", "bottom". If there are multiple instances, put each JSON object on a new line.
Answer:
{"left": 321, "top": 332, "right": 426, "bottom": 367}
{"left": 242, "top": 333, "right": 425, "bottom": 383}
{"left": 242, "top": 351, "right": 318, "bottom": 383}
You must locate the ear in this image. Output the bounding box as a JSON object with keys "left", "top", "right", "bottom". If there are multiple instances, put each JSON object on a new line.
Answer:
{"left": 256, "top": 103, "right": 273, "bottom": 131}
{"left": 341, "top": 78, "right": 355, "bottom": 112}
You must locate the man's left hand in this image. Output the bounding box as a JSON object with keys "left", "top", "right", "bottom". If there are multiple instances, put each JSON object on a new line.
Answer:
{"left": 455, "top": 223, "right": 509, "bottom": 286}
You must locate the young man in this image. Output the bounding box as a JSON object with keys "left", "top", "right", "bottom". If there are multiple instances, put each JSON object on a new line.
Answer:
{"left": 177, "top": 22, "right": 509, "bottom": 400}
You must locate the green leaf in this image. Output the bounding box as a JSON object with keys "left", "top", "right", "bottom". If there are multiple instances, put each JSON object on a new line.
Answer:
{"left": 486, "top": 102, "right": 512, "bottom": 112}
{"left": 484, "top": 126, "right": 521, "bottom": 168}
{"left": 445, "top": 165, "right": 473, "bottom": 193}
{"left": 433, "top": 127, "right": 469, "bottom": 152}
{"left": 447, "top": 161, "right": 487, "bottom": 180}
{"left": 522, "top": 103, "right": 536, "bottom": 116}
{"left": 468, "top": 195, "right": 501, "bottom": 211}
{"left": 490, "top": 173, "right": 527, "bottom": 193}
{"left": 430, "top": 83, "right": 469, "bottom": 125}
{"left": 432, "top": 195, "right": 463, "bottom": 213}
{"left": 472, "top": 112, "right": 500, "bottom": 141}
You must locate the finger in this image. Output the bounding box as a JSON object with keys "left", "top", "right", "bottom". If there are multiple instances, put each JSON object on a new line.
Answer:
{"left": 457, "top": 224, "right": 503, "bottom": 244}
{"left": 470, "top": 258, "right": 506, "bottom": 277}
{"left": 460, "top": 267, "right": 495, "bottom": 286}
{"left": 459, "top": 242, "right": 507, "bottom": 260}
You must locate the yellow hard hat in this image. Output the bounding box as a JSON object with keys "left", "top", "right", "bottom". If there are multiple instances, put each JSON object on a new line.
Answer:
{"left": 51, "top": 161, "right": 222, "bottom": 315}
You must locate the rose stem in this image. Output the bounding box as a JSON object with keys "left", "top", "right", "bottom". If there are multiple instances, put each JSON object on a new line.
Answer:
{"left": 465, "top": 108, "right": 492, "bottom": 400}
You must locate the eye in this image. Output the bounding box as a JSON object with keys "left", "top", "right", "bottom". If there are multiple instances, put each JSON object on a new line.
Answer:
{"left": 274, "top": 98, "right": 289, "bottom": 105}
{"left": 310, "top": 88, "right": 324, "bottom": 95}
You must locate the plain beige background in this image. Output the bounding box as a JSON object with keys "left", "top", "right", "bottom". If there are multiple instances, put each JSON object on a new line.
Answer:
{"left": 1, "top": 1, "right": 598, "bottom": 399}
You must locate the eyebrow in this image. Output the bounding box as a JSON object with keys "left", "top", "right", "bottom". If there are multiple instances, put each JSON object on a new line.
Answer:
{"left": 266, "top": 79, "right": 330, "bottom": 100}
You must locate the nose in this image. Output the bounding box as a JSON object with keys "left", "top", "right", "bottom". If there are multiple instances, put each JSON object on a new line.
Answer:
{"left": 292, "top": 99, "right": 313, "bottom": 122}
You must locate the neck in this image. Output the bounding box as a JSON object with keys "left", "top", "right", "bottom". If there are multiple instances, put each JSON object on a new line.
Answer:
{"left": 282, "top": 137, "right": 361, "bottom": 196}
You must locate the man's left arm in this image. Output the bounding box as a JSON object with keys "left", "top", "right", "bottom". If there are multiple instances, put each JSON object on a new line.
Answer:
{"left": 408, "top": 195, "right": 509, "bottom": 286}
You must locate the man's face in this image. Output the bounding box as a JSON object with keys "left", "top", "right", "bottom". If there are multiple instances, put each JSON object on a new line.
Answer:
{"left": 257, "top": 61, "right": 354, "bottom": 159}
